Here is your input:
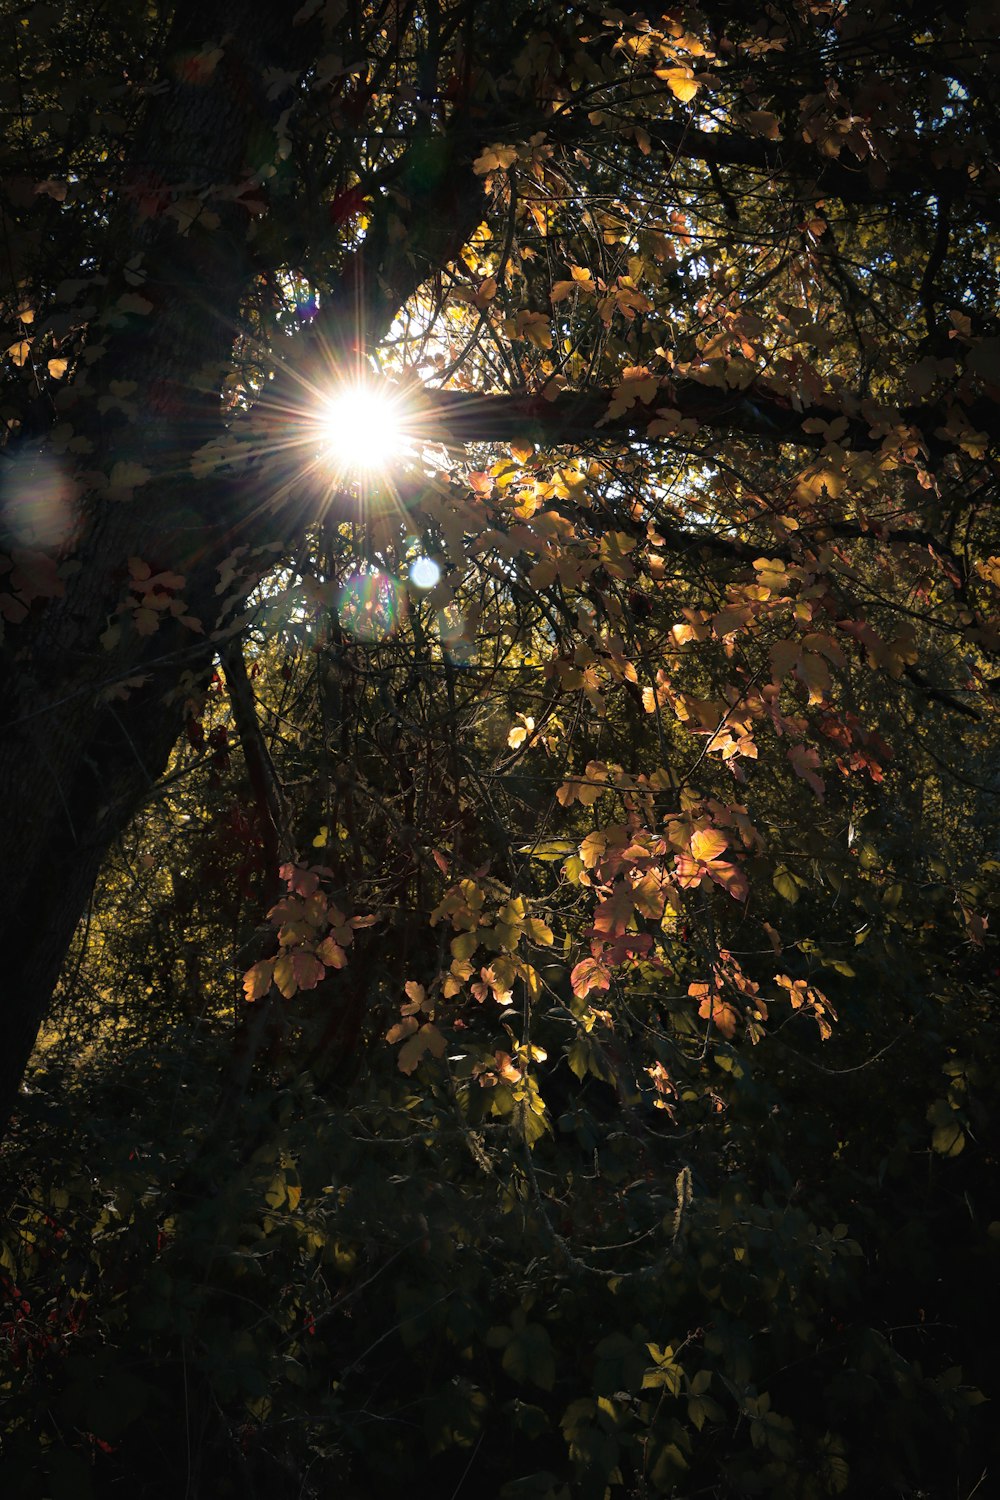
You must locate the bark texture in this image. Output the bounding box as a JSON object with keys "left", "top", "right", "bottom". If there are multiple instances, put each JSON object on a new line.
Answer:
{"left": 0, "top": 1, "right": 490, "bottom": 1135}
{"left": 0, "top": 0, "right": 307, "bottom": 1131}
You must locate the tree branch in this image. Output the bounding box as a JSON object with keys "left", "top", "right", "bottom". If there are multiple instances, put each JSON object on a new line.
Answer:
{"left": 411, "top": 382, "right": 998, "bottom": 461}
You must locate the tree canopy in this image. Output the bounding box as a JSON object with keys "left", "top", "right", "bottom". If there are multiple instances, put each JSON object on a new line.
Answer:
{"left": 1, "top": 1, "right": 999, "bottom": 1496}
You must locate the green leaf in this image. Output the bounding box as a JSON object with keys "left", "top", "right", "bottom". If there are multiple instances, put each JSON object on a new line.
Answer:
{"left": 687, "top": 1393, "right": 724, "bottom": 1430}
{"left": 502, "top": 1321, "right": 555, "bottom": 1390}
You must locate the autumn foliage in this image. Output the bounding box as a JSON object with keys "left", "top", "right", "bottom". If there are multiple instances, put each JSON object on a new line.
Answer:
{"left": 1, "top": 0, "right": 999, "bottom": 1496}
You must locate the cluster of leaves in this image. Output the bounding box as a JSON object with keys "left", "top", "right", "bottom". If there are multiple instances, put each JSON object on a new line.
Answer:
{"left": 3, "top": 873, "right": 997, "bottom": 1500}
{"left": 6, "top": 468, "right": 997, "bottom": 1494}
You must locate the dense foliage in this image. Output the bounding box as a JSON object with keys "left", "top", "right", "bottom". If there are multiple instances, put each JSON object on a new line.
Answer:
{"left": 2, "top": 0, "right": 999, "bottom": 1495}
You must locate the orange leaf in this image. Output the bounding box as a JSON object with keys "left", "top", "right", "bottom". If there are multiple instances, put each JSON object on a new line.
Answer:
{"left": 243, "top": 959, "right": 275, "bottom": 1002}
{"left": 315, "top": 935, "right": 348, "bottom": 969}
{"left": 591, "top": 883, "right": 635, "bottom": 939}
{"left": 571, "top": 956, "right": 611, "bottom": 999}
{"left": 273, "top": 949, "right": 325, "bottom": 998}
{"left": 695, "top": 989, "right": 740, "bottom": 1038}
{"left": 788, "top": 743, "right": 825, "bottom": 798}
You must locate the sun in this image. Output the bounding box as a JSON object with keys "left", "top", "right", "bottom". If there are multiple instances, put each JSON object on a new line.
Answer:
{"left": 319, "top": 382, "right": 409, "bottom": 473}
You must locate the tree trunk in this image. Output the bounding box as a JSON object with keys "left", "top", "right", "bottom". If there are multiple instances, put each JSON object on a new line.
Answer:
{"left": 0, "top": 0, "right": 493, "bottom": 1137}
{"left": 0, "top": 0, "right": 309, "bottom": 1134}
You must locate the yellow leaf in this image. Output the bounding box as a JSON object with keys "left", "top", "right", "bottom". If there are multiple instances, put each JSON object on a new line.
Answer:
{"left": 932, "top": 1121, "right": 965, "bottom": 1157}
{"left": 451, "top": 930, "right": 479, "bottom": 962}
{"left": 773, "top": 866, "right": 801, "bottom": 902}
{"left": 264, "top": 1174, "right": 287, "bottom": 1210}
{"left": 508, "top": 715, "right": 534, "bottom": 748}
{"left": 7, "top": 340, "right": 32, "bottom": 367}
{"left": 47, "top": 357, "right": 68, "bottom": 379}
{"left": 515, "top": 310, "right": 552, "bottom": 350}
{"left": 518, "top": 838, "right": 577, "bottom": 860}
{"left": 655, "top": 66, "right": 700, "bottom": 102}
{"left": 475, "top": 276, "right": 497, "bottom": 306}
{"left": 473, "top": 144, "right": 519, "bottom": 175}
{"left": 397, "top": 1022, "right": 447, "bottom": 1074}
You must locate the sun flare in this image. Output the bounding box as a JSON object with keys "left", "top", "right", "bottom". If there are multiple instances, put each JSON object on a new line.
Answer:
{"left": 319, "top": 383, "right": 409, "bottom": 473}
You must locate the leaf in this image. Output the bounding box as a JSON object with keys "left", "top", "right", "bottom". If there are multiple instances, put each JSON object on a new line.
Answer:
{"left": 693, "top": 984, "right": 740, "bottom": 1038}
{"left": 404, "top": 980, "right": 426, "bottom": 1007}
{"left": 315, "top": 935, "right": 348, "bottom": 968}
{"left": 515, "top": 311, "right": 552, "bottom": 350}
{"left": 928, "top": 1099, "right": 965, "bottom": 1156}
{"left": 116, "top": 292, "right": 154, "bottom": 315}
{"left": 106, "top": 461, "right": 152, "bottom": 500}
{"left": 133, "top": 606, "right": 159, "bottom": 636}
{"left": 265, "top": 1172, "right": 288, "bottom": 1209}
{"left": 451, "top": 930, "right": 479, "bottom": 962}
{"left": 591, "top": 883, "right": 635, "bottom": 939}
{"left": 519, "top": 838, "right": 578, "bottom": 860}
{"left": 744, "top": 110, "right": 781, "bottom": 139}
{"left": 571, "top": 956, "right": 611, "bottom": 999}
{"left": 690, "top": 828, "right": 728, "bottom": 863}
{"left": 473, "top": 144, "right": 519, "bottom": 174}
{"left": 655, "top": 66, "right": 700, "bottom": 102}
{"left": 773, "top": 865, "right": 801, "bottom": 902}
{"left": 705, "top": 859, "right": 749, "bottom": 902}
{"left": 687, "top": 1392, "right": 724, "bottom": 1431}
{"left": 508, "top": 714, "right": 534, "bottom": 748}
{"left": 788, "top": 743, "right": 825, "bottom": 798}
{"left": 502, "top": 1322, "right": 555, "bottom": 1390}
{"left": 243, "top": 959, "right": 275, "bottom": 1002}
{"left": 397, "top": 1022, "right": 447, "bottom": 1074}
{"left": 273, "top": 949, "right": 325, "bottom": 998}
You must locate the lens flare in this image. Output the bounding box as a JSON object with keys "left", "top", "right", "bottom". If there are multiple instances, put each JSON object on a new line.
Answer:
{"left": 337, "top": 571, "right": 405, "bottom": 641}
{"left": 0, "top": 449, "right": 77, "bottom": 549}
{"left": 409, "top": 556, "right": 440, "bottom": 590}
{"left": 320, "top": 384, "right": 408, "bottom": 473}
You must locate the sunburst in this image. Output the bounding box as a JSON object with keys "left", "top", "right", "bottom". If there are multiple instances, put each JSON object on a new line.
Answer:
{"left": 318, "top": 381, "right": 411, "bottom": 474}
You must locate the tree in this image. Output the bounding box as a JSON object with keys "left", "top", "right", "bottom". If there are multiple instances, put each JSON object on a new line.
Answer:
{"left": 3, "top": 0, "right": 997, "bottom": 1129}
{"left": 2, "top": 2, "right": 1000, "bottom": 1490}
